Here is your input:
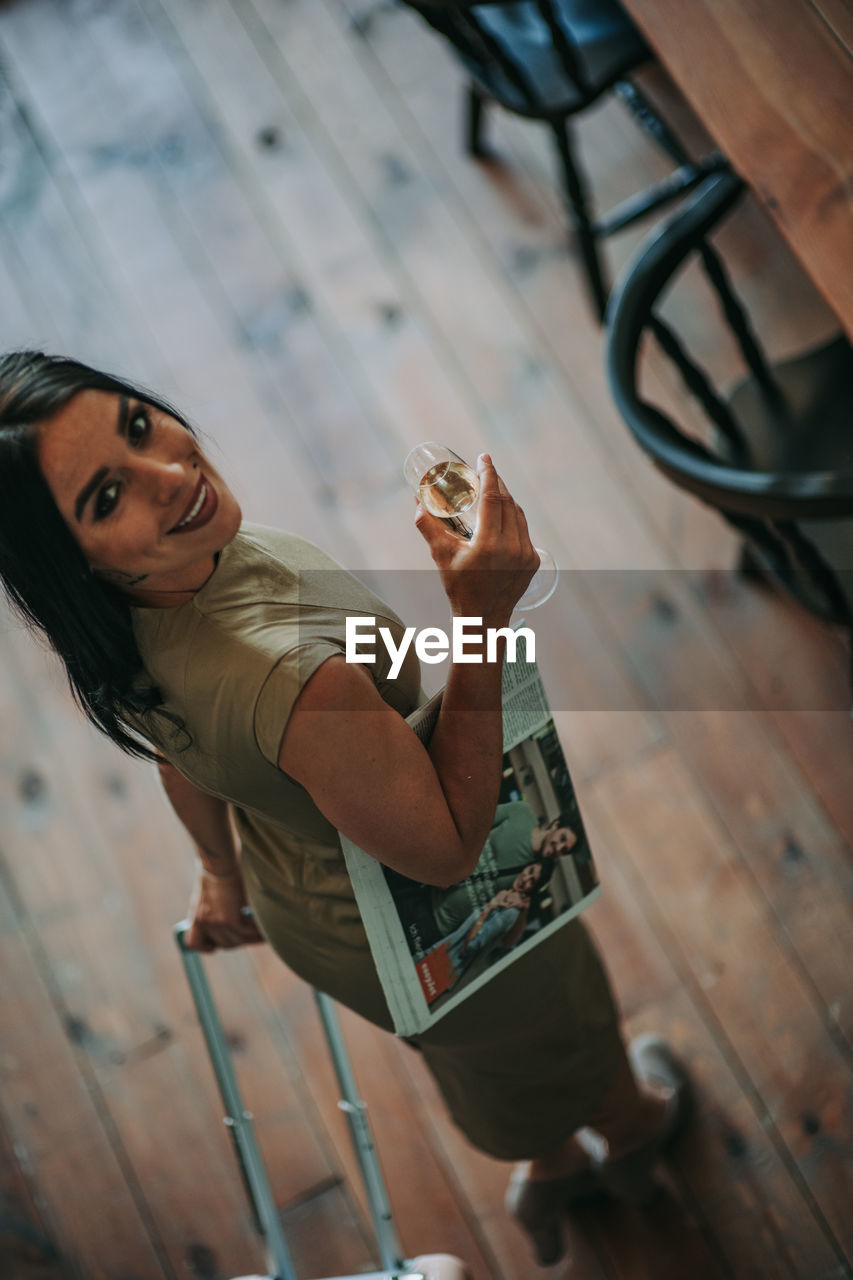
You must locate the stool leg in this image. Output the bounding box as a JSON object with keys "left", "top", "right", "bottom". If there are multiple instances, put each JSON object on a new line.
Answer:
{"left": 465, "top": 83, "right": 489, "bottom": 157}
{"left": 614, "top": 79, "right": 692, "bottom": 167}
{"left": 549, "top": 118, "right": 608, "bottom": 322}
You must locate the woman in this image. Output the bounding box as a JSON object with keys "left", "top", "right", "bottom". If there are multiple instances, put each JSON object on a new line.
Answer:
{"left": 0, "top": 352, "right": 688, "bottom": 1268}
{"left": 440, "top": 865, "right": 546, "bottom": 982}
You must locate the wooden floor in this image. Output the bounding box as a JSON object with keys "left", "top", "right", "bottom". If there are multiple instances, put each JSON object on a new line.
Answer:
{"left": 0, "top": 2, "right": 851, "bottom": 1277}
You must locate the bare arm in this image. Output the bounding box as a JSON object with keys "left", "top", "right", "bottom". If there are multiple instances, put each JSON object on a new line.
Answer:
{"left": 279, "top": 455, "right": 538, "bottom": 887}
{"left": 158, "top": 758, "right": 263, "bottom": 952}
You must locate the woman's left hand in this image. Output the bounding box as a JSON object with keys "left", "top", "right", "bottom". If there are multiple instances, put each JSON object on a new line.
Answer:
{"left": 490, "top": 888, "right": 526, "bottom": 911}
{"left": 185, "top": 865, "right": 264, "bottom": 952}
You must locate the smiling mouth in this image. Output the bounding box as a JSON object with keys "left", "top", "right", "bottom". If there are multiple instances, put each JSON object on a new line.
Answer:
{"left": 169, "top": 475, "right": 218, "bottom": 534}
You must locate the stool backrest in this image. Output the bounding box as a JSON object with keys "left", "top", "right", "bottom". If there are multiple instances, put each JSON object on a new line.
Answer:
{"left": 607, "top": 173, "right": 853, "bottom": 522}
{"left": 606, "top": 172, "right": 853, "bottom": 625}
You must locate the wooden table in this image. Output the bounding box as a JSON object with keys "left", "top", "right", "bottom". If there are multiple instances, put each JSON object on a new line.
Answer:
{"left": 621, "top": 0, "right": 853, "bottom": 338}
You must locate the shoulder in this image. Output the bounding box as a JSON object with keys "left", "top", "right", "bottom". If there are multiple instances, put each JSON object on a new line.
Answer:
{"left": 494, "top": 800, "right": 537, "bottom": 827}
{"left": 199, "top": 524, "right": 400, "bottom": 634}
{"left": 236, "top": 523, "right": 348, "bottom": 577}
{"left": 196, "top": 524, "right": 344, "bottom": 614}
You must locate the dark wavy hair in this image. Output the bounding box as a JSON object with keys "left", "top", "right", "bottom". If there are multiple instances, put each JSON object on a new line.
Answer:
{"left": 0, "top": 351, "right": 195, "bottom": 760}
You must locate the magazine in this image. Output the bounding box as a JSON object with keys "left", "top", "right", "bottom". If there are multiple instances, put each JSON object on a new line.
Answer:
{"left": 339, "top": 642, "right": 600, "bottom": 1037}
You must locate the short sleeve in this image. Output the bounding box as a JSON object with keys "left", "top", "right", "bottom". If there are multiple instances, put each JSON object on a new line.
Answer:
{"left": 253, "top": 639, "right": 345, "bottom": 766}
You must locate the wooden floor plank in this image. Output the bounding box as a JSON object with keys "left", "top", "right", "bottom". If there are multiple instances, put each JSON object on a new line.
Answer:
{"left": 771, "top": 711, "right": 853, "bottom": 852}
{"left": 0, "top": 56, "right": 164, "bottom": 380}
{"left": 584, "top": 569, "right": 853, "bottom": 1050}
{"left": 587, "top": 743, "right": 853, "bottom": 1262}
{"left": 581, "top": 815, "right": 844, "bottom": 1280}
{"left": 0, "top": 1103, "right": 73, "bottom": 1280}
{"left": 147, "top": 0, "right": 486, "bottom": 474}
{"left": 81, "top": 0, "right": 407, "bottom": 529}
{"left": 0, "top": 871, "right": 172, "bottom": 1280}
{"left": 0, "top": 2, "right": 348, "bottom": 553}
{"left": 236, "top": 0, "right": 669, "bottom": 572}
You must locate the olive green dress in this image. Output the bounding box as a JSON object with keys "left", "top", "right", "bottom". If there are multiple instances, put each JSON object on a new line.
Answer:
{"left": 131, "top": 523, "right": 623, "bottom": 1159}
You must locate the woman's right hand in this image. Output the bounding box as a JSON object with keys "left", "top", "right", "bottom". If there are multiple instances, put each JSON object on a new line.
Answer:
{"left": 414, "top": 454, "right": 539, "bottom": 627}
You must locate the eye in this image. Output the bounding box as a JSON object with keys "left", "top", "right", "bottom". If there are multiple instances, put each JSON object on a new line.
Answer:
{"left": 95, "top": 480, "right": 121, "bottom": 521}
{"left": 128, "top": 406, "right": 151, "bottom": 445}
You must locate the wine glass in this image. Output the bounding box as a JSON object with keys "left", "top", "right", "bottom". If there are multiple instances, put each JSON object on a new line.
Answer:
{"left": 403, "top": 442, "right": 558, "bottom": 610}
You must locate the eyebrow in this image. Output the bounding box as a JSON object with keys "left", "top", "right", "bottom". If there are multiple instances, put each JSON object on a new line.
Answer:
{"left": 74, "top": 396, "right": 130, "bottom": 522}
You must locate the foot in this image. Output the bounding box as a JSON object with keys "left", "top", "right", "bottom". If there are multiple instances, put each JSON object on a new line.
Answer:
{"left": 505, "top": 1157, "right": 600, "bottom": 1266}
{"left": 593, "top": 1035, "right": 692, "bottom": 1204}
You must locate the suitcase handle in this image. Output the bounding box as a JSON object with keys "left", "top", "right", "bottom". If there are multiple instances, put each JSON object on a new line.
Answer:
{"left": 174, "top": 925, "right": 464, "bottom": 1279}
{"left": 174, "top": 922, "right": 299, "bottom": 1280}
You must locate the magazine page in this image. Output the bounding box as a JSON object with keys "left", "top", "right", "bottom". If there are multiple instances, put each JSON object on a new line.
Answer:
{"left": 339, "top": 644, "right": 599, "bottom": 1037}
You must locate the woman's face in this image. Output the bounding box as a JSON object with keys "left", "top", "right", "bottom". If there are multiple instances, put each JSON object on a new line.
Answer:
{"left": 513, "top": 863, "right": 542, "bottom": 894}
{"left": 37, "top": 389, "right": 241, "bottom": 598}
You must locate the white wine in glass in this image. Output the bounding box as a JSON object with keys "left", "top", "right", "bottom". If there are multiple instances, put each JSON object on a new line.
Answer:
{"left": 403, "top": 442, "right": 558, "bottom": 609}
{"left": 418, "top": 459, "right": 480, "bottom": 540}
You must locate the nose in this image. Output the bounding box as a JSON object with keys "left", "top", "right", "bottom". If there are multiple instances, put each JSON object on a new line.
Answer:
{"left": 134, "top": 454, "right": 186, "bottom": 505}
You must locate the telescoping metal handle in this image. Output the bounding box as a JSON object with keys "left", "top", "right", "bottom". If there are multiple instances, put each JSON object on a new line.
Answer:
{"left": 314, "top": 989, "right": 407, "bottom": 1273}
{"left": 174, "top": 922, "right": 299, "bottom": 1280}
{"left": 174, "top": 924, "right": 458, "bottom": 1280}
